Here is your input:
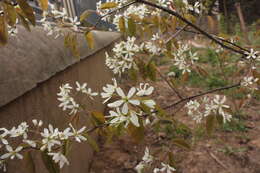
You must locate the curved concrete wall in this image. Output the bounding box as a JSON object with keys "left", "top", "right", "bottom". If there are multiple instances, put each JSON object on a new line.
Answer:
{"left": 0, "top": 27, "right": 120, "bottom": 173}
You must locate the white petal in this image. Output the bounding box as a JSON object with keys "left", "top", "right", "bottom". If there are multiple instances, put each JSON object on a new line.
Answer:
{"left": 16, "top": 153, "right": 23, "bottom": 160}
{"left": 127, "top": 87, "right": 136, "bottom": 98}
{"left": 130, "top": 113, "right": 140, "bottom": 127}
{"left": 143, "top": 100, "right": 156, "bottom": 108}
{"left": 1, "top": 153, "right": 11, "bottom": 159}
{"left": 116, "top": 88, "right": 126, "bottom": 97}
{"left": 108, "top": 100, "right": 124, "bottom": 107}
{"left": 122, "top": 103, "right": 128, "bottom": 114}
{"left": 129, "top": 99, "right": 140, "bottom": 106}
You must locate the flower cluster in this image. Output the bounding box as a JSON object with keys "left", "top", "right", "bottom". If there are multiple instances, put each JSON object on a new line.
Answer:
{"left": 182, "top": 0, "right": 203, "bottom": 14}
{"left": 0, "top": 120, "right": 88, "bottom": 170}
{"left": 135, "top": 147, "right": 176, "bottom": 173}
{"left": 173, "top": 43, "right": 199, "bottom": 74}
{"left": 105, "top": 37, "right": 141, "bottom": 75}
{"left": 135, "top": 147, "right": 154, "bottom": 173}
{"left": 112, "top": 4, "right": 149, "bottom": 31}
{"left": 37, "top": 4, "right": 81, "bottom": 38}
{"left": 153, "top": 163, "right": 176, "bottom": 173}
{"left": 101, "top": 79, "right": 156, "bottom": 127}
{"left": 241, "top": 76, "right": 259, "bottom": 90}
{"left": 143, "top": 34, "right": 165, "bottom": 55}
{"left": 185, "top": 95, "right": 232, "bottom": 123}
{"left": 245, "top": 49, "right": 260, "bottom": 61}
{"left": 57, "top": 82, "right": 98, "bottom": 115}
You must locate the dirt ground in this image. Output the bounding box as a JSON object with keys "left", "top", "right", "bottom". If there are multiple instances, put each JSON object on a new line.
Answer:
{"left": 90, "top": 79, "right": 260, "bottom": 173}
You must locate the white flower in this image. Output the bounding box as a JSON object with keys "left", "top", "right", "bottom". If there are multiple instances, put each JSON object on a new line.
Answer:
{"left": 145, "top": 41, "right": 162, "bottom": 55}
{"left": 75, "top": 82, "right": 98, "bottom": 99}
{"left": 67, "top": 100, "right": 80, "bottom": 115}
{"left": 40, "top": 124, "right": 61, "bottom": 151}
{"left": 0, "top": 128, "right": 9, "bottom": 145}
{"left": 189, "top": 51, "right": 199, "bottom": 64}
{"left": 0, "top": 160, "right": 6, "bottom": 172}
{"left": 142, "top": 147, "right": 153, "bottom": 163}
{"left": 101, "top": 78, "right": 118, "bottom": 103}
{"left": 57, "top": 84, "right": 80, "bottom": 115}
{"left": 69, "top": 16, "right": 80, "bottom": 31}
{"left": 8, "top": 27, "right": 18, "bottom": 37}
{"left": 108, "top": 87, "right": 140, "bottom": 114}
{"left": 241, "top": 76, "right": 258, "bottom": 90}
{"left": 32, "top": 119, "right": 43, "bottom": 127}
{"left": 58, "top": 128, "right": 73, "bottom": 140}
{"left": 154, "top": 162, "right": 176, "bottom": 173}
{"left": 245, "top": 49, "right": 259, "bottom": 60}
{"left": 1, "top": 145, "right": 23, "bottom": 160}
{"left": 124, "top": 4, "right": 149, "bottom": 19}
{"left": 48, "top": 152, "right": 69, "bottom": 168}
{"left": 167, "top": 72, "right": 176, "bottom": 77}
{"left": 203, "top": 95, "right": 232, "bottom": 123}
{"left": 23, "top": 140, "right": 36, "bottom": 148}
{"left": 106, "top": 108, "right": 140, "bottom": 127}
{"left": 105, "top": 37, "right": 140, "bottom": 75}
{"left": 142, "top": 100, "right": 156, "bottom": 109}
{"left": 213, "top": 95, "right": 230, "bottom": 115}
{"left": 136, "top": 83, "right": 154, "bottom": 96}
{"left": 151, "top": 33, "right": 160, "bottom": 41}
{"left": 69, "top": 124, "right": 87, "bottom": 143}
{"left": 9, "top": 122, "right": 28, "bottom": 139}
{"left": 49, "top": 3, "right": 68, "bottom": 19}
{"left": 185, "top": 100, "right": 200, "bottom": 111}
{"left": 135, "top": 162, "right": 145, "bottom": 173}
{"left": 76, "top": 81, "right": 87, "bottom": 93}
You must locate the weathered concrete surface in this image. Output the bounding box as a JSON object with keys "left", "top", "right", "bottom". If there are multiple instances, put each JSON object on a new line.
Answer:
{"left": 0, "top": 26, "right": 120, "bottom": 107}
{"left": 0, "top": 26, "right": 120, "bottom": 173}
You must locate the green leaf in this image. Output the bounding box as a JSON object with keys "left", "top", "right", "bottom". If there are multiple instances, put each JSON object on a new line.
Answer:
{"left": 137, "top": 60, "right": 148, "bottom": 80}
{"left": 38, "top": 0, "right": 49, "bottom": 11}
{"left": 84, "top": 134, "right": 99, "bottom": 152}
{"left": 128, "top": 123, "right": 144, "bottom": 143}
{"left": 85, "top": 31, "right": 95, "bottom": 49}
{"left": 62, "top": 140, "right": 71, "bottom": 156}
{"left": 0, "top": 15, "right": 8, "bottom": 45}
{"left": 64, "top": 33, "right": 71, "bottom": 48}
{"left": 4, "top": 3, "right": 17, "bottom": 26}
{"left": 80, "top": 10, "right": 96, "bottom": 22}
{"left": 17, "top": 12, "right": 31, "bottom": 31}
{"left": 41, "top": 151, "right": 60, "bottom": 173}
{"left": 24, "top": 151, "right": 36, "bottom": 173}
{"left": 147, "top": 61, "right": 157, "bottom": 81}
{"left": 91, "top": 111, "right": 106, "bottom": 125}
{"left": 216, "top": 114, "right": 223, "bottom": 125}
{"left": 172, "top": 138, "right": 191, "bottom": 150}
{"left": 129, "top": 68, "right": 138, "bottom": 81}
{"left": 100, "top": 2, "right": 118, "bottom": 9}
{"left": 206, "top": 114, "right": 216, "bottom": 136}
{"left": 17, "top": 0, "right": 36, "bottom": 25}
{"left": 127, "top": 17, "right": 136, "bottom": 36}
{"left": 168, "top": 152, "right": 176, "bottom": 168}
{"left": 118, "top": 16, "right": 126, "bottom": 33}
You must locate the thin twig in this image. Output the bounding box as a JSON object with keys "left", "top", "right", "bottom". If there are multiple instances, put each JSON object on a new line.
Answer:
{"left": 165, "top": 24, "right": 189, "bottom": 43}
{"left": 207, "top": 150, "right": 230, "bottom": 171}
{"left": 176, "top": 27, "right": 248, "bottom": 52}
{"left": 155, "top": 66, "right": 183, "bottom": 99}
{"left": 136, "top": 0, "right": 246, "bottom": 56}
{"left": 163, "top": 82, "right": 241, "bottom": 110}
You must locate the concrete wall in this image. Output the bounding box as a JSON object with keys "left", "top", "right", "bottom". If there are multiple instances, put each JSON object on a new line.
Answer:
{"left": 0, "top": 27, "right": 121, "bottom": 173}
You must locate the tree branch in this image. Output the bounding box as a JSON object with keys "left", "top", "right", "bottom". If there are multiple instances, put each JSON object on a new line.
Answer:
{"left": 136, "top": 0, "right": 247, "bottom": 56}
{"left": 162, "top": 82, "right": 241, "bottom": 110}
